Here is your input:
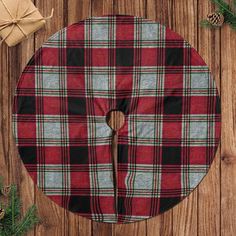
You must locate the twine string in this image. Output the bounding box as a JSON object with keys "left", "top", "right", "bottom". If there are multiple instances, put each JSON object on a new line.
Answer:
{"left": 0, "top": 0, "right": 54, "bottom": 45}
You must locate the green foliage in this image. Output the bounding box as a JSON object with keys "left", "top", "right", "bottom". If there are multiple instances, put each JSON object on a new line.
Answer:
{"left": 0, "top": 177, "right": 3, "bottom": 193}
{"left": 0, "top": 177, "right": 39, "bottom": 236}
{"left": 201, "top": 0, "right": 236, "bottom": 30}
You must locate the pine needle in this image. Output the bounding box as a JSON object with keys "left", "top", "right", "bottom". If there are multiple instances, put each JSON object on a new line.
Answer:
{"left": 13, "top": 205, "right": 39, "bottom": 236}
{"left": 0, "top": 177, "right": 39, "bottom": 236}
{"left": 9, "top": 185, "right": 21, "bottom": 224}
{"left": 0, "top": 177, "right": 3, "bottom": 193}
{"left": 201, "top": 0, "right": 236, "bottom": 30}
{"left": 233, "top": 0, "right": 236, "bottom": 13}
{"left": 211, "top": 0, "right": 233, "bottom": 15}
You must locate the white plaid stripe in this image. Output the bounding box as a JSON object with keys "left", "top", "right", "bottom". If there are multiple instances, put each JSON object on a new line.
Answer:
{"left": 37, "top": 164, "right": 71, "bottom": 195}
{"left": 125, "top": 164, "right": 162, "bottom": 198}
{"left": 89, "top": 164, "right": 114, "bottom": 196}
{"left": 128, "top": 115, "right": 163, "bottom": 145}
{"left": 36, "top": 115, "right": 69, "bottom": 146}
{"left": 181, "top": 114, "right": 217, "bottom": 147}
{"left": 181, "top": 165, "right": 209, "bottom": 196}
{"left": 43, "top": 27, "right": 68, "bottom": 49}
{"left": 183, "top": 66, "right": 217, "bottom": 96}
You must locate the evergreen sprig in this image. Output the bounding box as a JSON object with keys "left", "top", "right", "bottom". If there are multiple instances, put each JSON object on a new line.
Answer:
{"left": 201, "top": 0, "right": 236, "bottom": 30}
{"left": 0, "top": 177, "right": 39, "bottom": 236}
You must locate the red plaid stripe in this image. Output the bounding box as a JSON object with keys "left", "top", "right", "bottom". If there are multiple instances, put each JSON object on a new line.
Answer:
{"left": 12, "top": 15, "right": 221, "bottom": 223}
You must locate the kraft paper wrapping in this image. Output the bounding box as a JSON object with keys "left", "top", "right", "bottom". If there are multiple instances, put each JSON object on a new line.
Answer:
{"left": 0, "top": 0, "right": 53, "bottom": 46}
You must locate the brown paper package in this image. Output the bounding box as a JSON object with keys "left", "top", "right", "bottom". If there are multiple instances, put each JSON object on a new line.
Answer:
{"left": 0, "top": 0, "right": 46, "bottom": 46}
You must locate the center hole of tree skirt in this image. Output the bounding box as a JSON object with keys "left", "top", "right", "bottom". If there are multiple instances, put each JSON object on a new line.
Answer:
{"left": 106, "top": 110, "right": 125, "bottom": 131}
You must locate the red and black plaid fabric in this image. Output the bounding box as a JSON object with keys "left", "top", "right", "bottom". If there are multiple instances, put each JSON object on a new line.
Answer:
{"left": 12, "top": 15, "right": 221, "bottom": 223}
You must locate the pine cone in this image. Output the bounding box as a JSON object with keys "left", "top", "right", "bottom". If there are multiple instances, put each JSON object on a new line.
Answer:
{"left": 207, "top": 12, "right": 224, "bottom": 27}
{"left": 0, "top": 208, "right": 5, "bottom": 220}
{"left": 1, "top": 185, "right": 11, "bottom": 196}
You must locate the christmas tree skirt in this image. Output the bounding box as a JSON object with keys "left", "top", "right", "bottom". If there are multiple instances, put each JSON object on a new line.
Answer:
{"left": 12, "top": 15, "right": 221, "bottom": 224}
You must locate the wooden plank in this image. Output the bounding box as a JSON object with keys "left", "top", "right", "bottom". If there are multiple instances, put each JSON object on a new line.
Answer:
{"left": 8, "top": 38, "right": 35, "bottom": 236}
{"left": 92, "top": 0, "right": 114, "bottom": 16}
{"left": 93, "top": 223, "right": 114, "bottom": 236}
{"left": 197, "top": 1, "right": 221, "bottom": 236}
{"left": 113, "top": 0, "right": 147, "bottom": 235}
{"left": 91, "top": 0, "right": 114, "bottom": 235}
{"left": 220, "top": 19, "right": 236, "bottom": 236}
{"left": 6, "top": 0, "right": 36, "bottom": 232}
{"left": 35, "top": 1, "right": 66, "bottom": 48}
{"left": 147, "top": 212, "right": 172, "bottom": 236}
{"left": 198, "top": 153, "right": 221, "bottom": 236}
{"left": 68, "top": 0, "right": 91, "bottom": 24}
{"left": 172, "top": 194, "right": 198, "bottom": 236}
{"left": 34, "top": 1, "right": 66, "bottom": 235}
{"left": 114, "top": 0, "right": 145, "bottom": 16}
{"left": 114, "top": 222, "right": 146, "bottom": 236}
{"left": 146, "top": 0, "right": 172, "bottom": 25}
{"left": 0, "top": 43, "right": 10, "bottom": 183}
{"left": 171, "top": 1, "right": 198, "bottom": 236}
{"left": 1, "top": 0, "right": 236, "bottom": 235}
{"left": 66, "top": 0, "right": 92, "bottom": 235}
{"left": 146, "top": 1, "right": 173, "bottom": 235}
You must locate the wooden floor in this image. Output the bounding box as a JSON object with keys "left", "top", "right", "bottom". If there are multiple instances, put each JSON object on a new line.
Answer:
{"left": 0, "top": 0, "right": 236, "bottom": 235}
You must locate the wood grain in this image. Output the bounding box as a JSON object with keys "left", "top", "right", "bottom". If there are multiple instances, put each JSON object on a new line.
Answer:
{"left": 0, "top": 0, "right": 235, "bottom": 235}
{"left": 146, "top": 2, "right": 173, "bottom": 236}
{"left": 197, "top": 1, "right": 221, "bottom": 236}
{"left": 66, "top": 1, "right": 92, "bottom": 235}
{"left": 92, "top": 1, "right": 114, "bottom": 235}
{"left": 10, "top": 36, "right": 36, "bottom": 236}
{"left": 34, "top": 1, "right": 66, "bottom": 235}
{"left": 113, "top": 1, "right": 147, "bottom": 236}
{"left": 172, "top": 1, "right": 198, "bottom": 236}
{"left": 220, "top": 12, "right": 236, "bottom": 236}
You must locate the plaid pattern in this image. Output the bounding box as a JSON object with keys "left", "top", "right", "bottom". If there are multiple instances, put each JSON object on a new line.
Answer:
{"left": 12, "top": 15, "right": 221, "bottom": 223}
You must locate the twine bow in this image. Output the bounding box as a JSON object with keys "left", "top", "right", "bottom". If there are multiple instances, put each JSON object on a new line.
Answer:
{"left": 0, "top": 0, "right": 54, "bottom": 45}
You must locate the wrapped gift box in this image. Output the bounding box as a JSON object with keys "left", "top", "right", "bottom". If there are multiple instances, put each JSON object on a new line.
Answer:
{"left": 0, "top": 0, "right": 52, "bottom": 46}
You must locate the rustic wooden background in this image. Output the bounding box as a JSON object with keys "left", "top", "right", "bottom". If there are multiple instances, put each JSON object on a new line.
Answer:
{"left": 0, "top": 0, "right": 236, "bottom": 235}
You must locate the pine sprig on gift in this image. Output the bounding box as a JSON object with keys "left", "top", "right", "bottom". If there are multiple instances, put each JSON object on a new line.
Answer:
{"left": 201, "top": 0, "right": 236, "bottom": 30}
{"left": 0, "top": 177, "right": 39, "bottom": 236}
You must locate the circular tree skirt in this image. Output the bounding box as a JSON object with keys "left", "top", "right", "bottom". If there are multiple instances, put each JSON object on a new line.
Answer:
{"left": 12, "top": 15, "right": 221, "bottom": 223}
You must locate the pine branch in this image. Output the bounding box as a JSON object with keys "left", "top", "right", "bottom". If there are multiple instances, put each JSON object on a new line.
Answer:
{"left": 0, "top": 185, "right": 21, "bottom": 236}
{"left": 9, "top": 186, "right": 21, "bottom": 223}
{"left": 13, "top": 205, "right": 38, "bottom": 236}
{"left": 230, "top": 22, "right": 236, "bottom": 30}
{"left": 211, "top": 0, "right": 234, "bottom": 16}
{"left": 11, "top": 187, "right": 15, "bottom": 231}
{"left": 0, "top": 177, "right": 3, "bottom": 193}
{"left": 0, "top": 177, "right": 39, "bottom": 236}
{"left": 201, "top": 0, "right": 236, "bottom": 30}
{"left": 234, "top": 0, "right": 236, "bottom": 13}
